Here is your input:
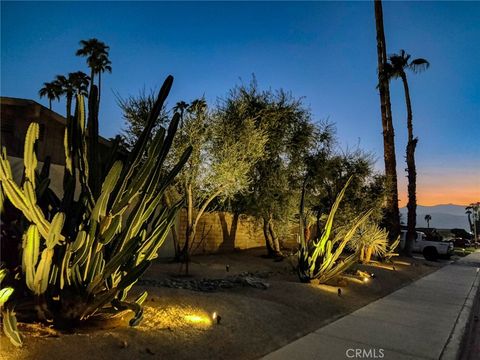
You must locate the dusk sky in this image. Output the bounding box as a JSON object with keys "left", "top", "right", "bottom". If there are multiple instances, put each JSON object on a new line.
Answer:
{"left": 1, "top": 1, "right": 479, "bottom": 206}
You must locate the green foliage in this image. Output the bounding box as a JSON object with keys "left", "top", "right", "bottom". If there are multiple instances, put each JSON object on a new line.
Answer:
{"left": 218, "top": 78, "right": 321, "bottom": 255}
{"left": 0, "top": 76, "right": 190, "bottom": 345}
{"left": 384, "top": 236, "right": 400, "bottom": 261}
{"left": 167, "top": 96, "right": 267, "bottom": 271}
{"left": 116, "top": 88, "right": 168, "bottom": 150}
{"left": 298, "top": 177, "right": 373, "bottom": 283}
{"left": 304, "top": 148, "right": 385, "bottom": 228}
{"left": 0, "top": 269, "right": 21, "bottom": 346}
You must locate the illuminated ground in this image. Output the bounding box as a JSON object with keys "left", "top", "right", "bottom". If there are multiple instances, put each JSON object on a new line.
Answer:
{"left": 0, "top": 248, "right": 448, "bottom": 360}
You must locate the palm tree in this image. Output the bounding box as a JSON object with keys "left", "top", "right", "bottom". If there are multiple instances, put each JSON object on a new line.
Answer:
{"left": 55, "top": 72, "right": 90, "bottom": 120}
{"left": 188, "top": 98, "right": 207, "bottom": 115}
{"left": 69, "top": 71, "right": 90, "bottom": 97}
{"left": 374, "top": 0, "right": 400, "bottom": 242}
{"left": 93, "top": 53, "right": 112, "bottom": 104}
{"left": 466, "top": 207, "right": 473, "bottom": 232}
{"left": 173, "top": 101, "right": 189, "bottom": 126}
{"left": 424, "top": 214, "right": 432, "bottom": 229}
{"left": 39, "top": 81, "right": 61, "bottom": 110}
{"left": 386, "top": 50, "right": 429, "bottom": 256}
{"left": 75, "top": 38, "right": 111, "bottom": 102}
{"left": 54, "top": 75, "right": 75, "bottom": 121}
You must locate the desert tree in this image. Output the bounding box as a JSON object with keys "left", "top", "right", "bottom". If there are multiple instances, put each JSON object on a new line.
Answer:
{"left": 168, "top": 98, "right": 267, "bottom": 274}
{"left": 116, "top": 88, "right": 168, "bottom": 150}
{"left": 218, "top": 79, "right": 319, "bottom": 257}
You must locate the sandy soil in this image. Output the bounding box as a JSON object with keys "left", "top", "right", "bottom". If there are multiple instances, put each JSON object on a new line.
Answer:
{"left": 0, "top": 249, "right": 447, "bottom": 360}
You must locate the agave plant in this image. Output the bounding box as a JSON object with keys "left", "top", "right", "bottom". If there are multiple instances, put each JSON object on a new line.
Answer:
{"left": 297, "top": 176, "right": 372, "bottom": 283}
{"left": 383, "top": 236, "right": 400, "bottom": 261}
{"left": 347, "top": 221, "right": 389, "bottom": 263}
{"left": 0, "top": 76, "right": 191, "bottom": 346}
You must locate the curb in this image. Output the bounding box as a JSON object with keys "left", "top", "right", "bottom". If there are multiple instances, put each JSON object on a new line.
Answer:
{"left": 440, "top": 256, "right": 480, "bottom": 360}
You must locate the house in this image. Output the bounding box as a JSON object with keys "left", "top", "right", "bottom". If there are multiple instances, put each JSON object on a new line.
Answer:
{"left": 1, "top": 96, "right": 114, "bottom": 165}
{"left": 0, "top": 96, "right": 117, "bottom": 195}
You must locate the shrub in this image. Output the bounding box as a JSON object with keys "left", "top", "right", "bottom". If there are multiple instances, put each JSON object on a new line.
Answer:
{"left": 0, "top": 76, "right": 191, "bottom": 346}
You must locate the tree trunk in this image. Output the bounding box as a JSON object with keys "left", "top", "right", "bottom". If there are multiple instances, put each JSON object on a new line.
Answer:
{"left": 89, "top": 69, "right": 95, "bottom": 97}
{"left": 66, "top": 94, "right": 72, "bottom": 120}
{"left": 268, "top": 217, "right": 282, "bottom": 256}
{"left": 304, "top": 224, "right": 311, "bottom": 243}
{"left": 263, "top": 217, "right": 275, "bottom": 257}
{"left": 401, "top": 73, "right": 417, "bottom": 257}
{"left": 374, "top": 0, "right": 400, "bottom": 242}
{"left": 183, "top": 184, "right": 193, "bottom": 276}
{"left": 49, "top": 99, "right": 52, "bottom": 110}
{"left": 98, "top": 71, "right": 102, "bottom": 107}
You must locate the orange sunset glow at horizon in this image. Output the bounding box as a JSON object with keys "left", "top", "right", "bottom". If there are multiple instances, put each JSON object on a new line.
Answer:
{"left": 397, "top": 173, "right": 480, "bottom": 207}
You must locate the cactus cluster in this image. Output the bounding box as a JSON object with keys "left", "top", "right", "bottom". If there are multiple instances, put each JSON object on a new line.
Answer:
{"left": 297, "top": 177, "right": 373, "bottom": 283}
{"left": 0, "top": 76, "right": 191, "bottom": 346}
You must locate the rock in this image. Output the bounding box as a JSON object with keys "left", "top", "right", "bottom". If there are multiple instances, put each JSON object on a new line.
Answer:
{"left": 119, "top": 340, "right": 128, "bottom": 349}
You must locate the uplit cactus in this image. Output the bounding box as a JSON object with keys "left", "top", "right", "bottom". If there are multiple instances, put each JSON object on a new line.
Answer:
{"left": 297, "top": 177, "right": 372, "bottom": 283}
{"left": 0, "top": 76, "right": 191, "bottom": 345}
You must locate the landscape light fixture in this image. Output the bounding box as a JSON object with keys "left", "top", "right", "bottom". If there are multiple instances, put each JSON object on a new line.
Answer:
{"left": 226, "top": 264, "right": 230, "bottom": 272}
{"left": 337, "top": 288, "right": 342, "bottom": 296}
{"left": 213, "top": 311, "right": 221, "bottom": 324}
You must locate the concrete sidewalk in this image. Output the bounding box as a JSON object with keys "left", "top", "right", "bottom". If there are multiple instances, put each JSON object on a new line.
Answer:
{"left": 262, "top": 252, "right": 480, "bottom": 360}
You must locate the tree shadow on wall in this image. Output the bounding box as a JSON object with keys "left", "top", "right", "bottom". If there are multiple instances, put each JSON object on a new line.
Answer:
{"left": 218, "top": 212, "right": 239, "bottom": 252}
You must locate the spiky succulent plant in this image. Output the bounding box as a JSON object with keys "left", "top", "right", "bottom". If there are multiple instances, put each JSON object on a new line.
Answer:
{"left": 297, "top": 177, "right": 372, "bottom": 283}
{"left": 0, "top": 76, "right": 191, "bottom": 346}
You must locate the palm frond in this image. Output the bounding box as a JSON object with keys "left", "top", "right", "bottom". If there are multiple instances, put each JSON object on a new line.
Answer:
{"left": 409, "top": 58, "right": 430, "bottom": 73}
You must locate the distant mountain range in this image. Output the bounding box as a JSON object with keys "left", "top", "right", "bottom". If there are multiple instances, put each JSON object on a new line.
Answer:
{"left": 399, "top": 204, "right": 470, "bottom": 231}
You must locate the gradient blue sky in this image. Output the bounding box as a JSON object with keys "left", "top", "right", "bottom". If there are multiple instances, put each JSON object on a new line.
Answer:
{"left": 1, "top": 1, "right": 479, "bottom": 205}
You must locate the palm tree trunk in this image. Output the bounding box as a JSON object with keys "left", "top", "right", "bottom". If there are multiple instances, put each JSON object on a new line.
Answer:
{"left": 402, "top": 73, "right": 417, "bottom": 257}
{"left": 98, "top": 71, "right": 102, "bottom": 107}
{"left": 66, "top": 94, "right": 72, "bottom": 122}
{"left": 374, "top": 0, "right": 400, "bottom": 242}
{"left": 49, "top": 99, "right": 52, "bottom": 110}
{"left": 89, "top": 69, "right": 95, "bottom": 97}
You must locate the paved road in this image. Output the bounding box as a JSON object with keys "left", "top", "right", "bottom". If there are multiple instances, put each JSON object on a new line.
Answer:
{"left": 262, "top": 252, "right": 480, "bottom": 360}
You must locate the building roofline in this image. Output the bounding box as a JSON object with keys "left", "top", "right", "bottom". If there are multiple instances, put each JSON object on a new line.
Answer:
{"left": 0, "top": 96, "right": 113, "bottom": 147}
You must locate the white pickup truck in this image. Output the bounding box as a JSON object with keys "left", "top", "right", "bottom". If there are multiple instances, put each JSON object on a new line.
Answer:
{"left": 399, "top": 230, "right": 454, "bottom": 261}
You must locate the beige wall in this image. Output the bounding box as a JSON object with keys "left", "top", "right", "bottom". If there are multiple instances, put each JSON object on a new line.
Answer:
{"left": 166, "top": 210, "right": 298, "bottom": 256}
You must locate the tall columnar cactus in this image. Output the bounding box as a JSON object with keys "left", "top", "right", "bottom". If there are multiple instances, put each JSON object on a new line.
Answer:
{"left": 297, "top": 177, "right": 373, "bottom": 283}
{"left": 0, "top": 76, "right": 191, "bottom": 346}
